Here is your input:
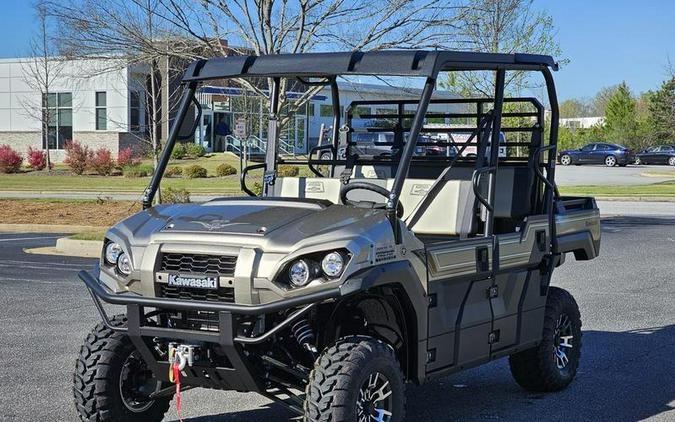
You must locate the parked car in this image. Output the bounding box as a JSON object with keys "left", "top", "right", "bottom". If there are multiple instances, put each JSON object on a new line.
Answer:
{"left": 635, "top": 145, "right": 675, "bottom": 166}
{"left": 558, "top": 142, "right": 633, "bottom": 167}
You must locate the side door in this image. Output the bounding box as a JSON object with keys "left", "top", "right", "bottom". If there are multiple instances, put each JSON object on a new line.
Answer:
{"left": 589, "top": 143, "right": 609, "bottom": 163}
{"left": 578, "top": 144, "right": 595, "bottom": 162}
{"left": 662, "top": 146, "right": 675, "bottom": 164}
{"left": 654, "top": 146, "right": 668, "bottom": 164}
{"left": 425, "top": 236, "right": 495, "bottom": 373}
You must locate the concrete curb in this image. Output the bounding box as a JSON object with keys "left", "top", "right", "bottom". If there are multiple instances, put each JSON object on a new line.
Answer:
{"left": 0, "top": 223, "right": 105, "bottom": 233}
{"left": 24, "top": 237, "right": 102, "bottom": 258}
{"left": 56, "top": 237, "right": 103, "bottom": 258}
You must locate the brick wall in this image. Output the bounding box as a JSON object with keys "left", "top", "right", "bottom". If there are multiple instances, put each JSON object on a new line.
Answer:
{"left": 0, "top": 131, "right": 148, "bottom": 162}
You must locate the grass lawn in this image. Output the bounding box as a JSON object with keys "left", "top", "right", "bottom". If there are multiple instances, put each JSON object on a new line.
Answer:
{"left": 0, "top": 154, "right": 257, "bottom": 194}
{"left": 0, "top": 153, "right": 314, "bottom": 195}
{"left": 559, "top": 180, "right": 675, "bottom": 197}
{"left": 69, "top": 229, "right": 107, "bottom": 241}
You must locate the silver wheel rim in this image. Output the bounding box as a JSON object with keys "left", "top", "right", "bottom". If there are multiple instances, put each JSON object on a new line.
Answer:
{"left": 357, "top": 372, "right": 393, "bottom": 422}
{"left": 669, "top": 157, "right": 675, "bottom": 166}
{"left": 561, "top": 155, "right": 571, "bottom": 165}
{"left": 118, "top": 351, "right": 159, "bottom": 413}
{"left": 606, "top": 156, "right": 616, "bottom": 166}
{"left": 635, "top": 158, "right": 641, "bottom": 165}
{"left": 553, "top": 314, "right": 574, "bottom": 370}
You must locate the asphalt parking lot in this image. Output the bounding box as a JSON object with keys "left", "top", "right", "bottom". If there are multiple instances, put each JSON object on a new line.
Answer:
{"left": 555, "top": 164, "right": 673, "bottom": 186}
{"left": 0, "top": 217, "right": 674, "bottom": 421}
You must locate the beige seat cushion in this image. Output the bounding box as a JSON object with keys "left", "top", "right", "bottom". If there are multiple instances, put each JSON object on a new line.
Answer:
{"left": 275, "top": 176, "right": 476, "bottom": 237}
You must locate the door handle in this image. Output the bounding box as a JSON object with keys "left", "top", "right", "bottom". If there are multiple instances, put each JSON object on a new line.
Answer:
{"left": 476, "top": 246, "right": 489, "bottom": 273}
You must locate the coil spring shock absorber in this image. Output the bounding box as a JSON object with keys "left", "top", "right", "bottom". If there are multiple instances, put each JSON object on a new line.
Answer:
{"left": 291, "top": 318, "right": 317, "bottom": 353}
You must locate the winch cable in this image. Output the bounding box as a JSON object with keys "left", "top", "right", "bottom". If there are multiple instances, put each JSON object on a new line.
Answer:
{"left": 168, "top": 346, "right": 187, "bottom": 422}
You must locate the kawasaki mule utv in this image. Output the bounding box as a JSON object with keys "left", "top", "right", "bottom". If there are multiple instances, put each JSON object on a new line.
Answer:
{"left": 73, "top": 50, "right": 601, "bottom": 422}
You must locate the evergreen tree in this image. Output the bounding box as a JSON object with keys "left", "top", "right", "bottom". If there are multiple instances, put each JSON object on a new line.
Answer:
{"left": 648, "top": 78, "right": 675, "bottom": 142}
{"left": 604, "top": 82, "right": 638, "bottom": 147}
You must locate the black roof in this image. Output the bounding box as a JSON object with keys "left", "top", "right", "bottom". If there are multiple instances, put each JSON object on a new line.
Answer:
{"left": 182, "top": 50, "right": 558, "bottom": 82}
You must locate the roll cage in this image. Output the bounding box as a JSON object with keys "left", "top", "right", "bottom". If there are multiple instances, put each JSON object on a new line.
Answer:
{"left": 142, "top": 49, "right": 560, "bottom": 254}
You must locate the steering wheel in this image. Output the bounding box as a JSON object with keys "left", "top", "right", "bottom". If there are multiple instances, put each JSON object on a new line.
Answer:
{"left": 339, "top": 181, "right": 404, "bottom": 217}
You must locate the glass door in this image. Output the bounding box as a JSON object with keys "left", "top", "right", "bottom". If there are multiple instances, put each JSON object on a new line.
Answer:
{"left": 195, "top": 111, "right": 214, "bottom": 152}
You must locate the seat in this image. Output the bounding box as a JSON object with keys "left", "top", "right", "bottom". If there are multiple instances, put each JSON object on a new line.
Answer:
{"left": 401, "top": 179, "right": 476, "bottom": 237}
{"left": 274, "top": 176, "right": 478, "bottom": 238}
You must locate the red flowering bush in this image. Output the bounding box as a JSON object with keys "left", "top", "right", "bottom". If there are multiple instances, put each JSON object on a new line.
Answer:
{"left": 0, "top": 144, "right": 23, "bottom": 173}
{"left": 26, "top": 147, "right": 48, "bottom": 170}
{"left": 90, "top": 147, "right": 115, "bottom": 176}
{"left": 117, "top": 146, "right": 140, "bottom": 167}
{"left": 64, "top": 140, "right": 93, "bottom": 175}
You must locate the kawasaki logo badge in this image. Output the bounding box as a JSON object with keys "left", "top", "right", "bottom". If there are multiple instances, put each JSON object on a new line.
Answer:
{"left": 168, "top": 274, "right": 218, "bottom": 289}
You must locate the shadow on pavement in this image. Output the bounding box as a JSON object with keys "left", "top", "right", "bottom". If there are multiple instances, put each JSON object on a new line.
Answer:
{"left": 602, "top": 215, "right": 675, "bottom": 228}
{"left": 171, "top": 325, "right": 675, "bottom": 422}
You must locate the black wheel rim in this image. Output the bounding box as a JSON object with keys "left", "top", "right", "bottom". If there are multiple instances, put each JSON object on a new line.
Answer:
{"left": 553, "top": 313, "right": 574, "bottom": 370}
{"left": 118, "top": 351, "right": 160, "bottom": 413}
{"left": 357, "top": 372, "right": 393, "bottom": 422}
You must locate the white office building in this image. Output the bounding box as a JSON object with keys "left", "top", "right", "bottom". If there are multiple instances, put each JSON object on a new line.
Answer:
{"left": 0, "top": 57, "right": 146, "bottom": 161}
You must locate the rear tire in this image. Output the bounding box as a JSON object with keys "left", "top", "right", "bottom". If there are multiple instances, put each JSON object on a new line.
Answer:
{"left": 509, "top": 287, "right": 582, "bottom": 392}
{"left": 73, "top": 315, "right": 171, "bottom": 422}
{"left": 304, "top": 335, "right": 405, "bottom": 422}
{"left": 605, "top": 155, "right": 617, "bottom": 167}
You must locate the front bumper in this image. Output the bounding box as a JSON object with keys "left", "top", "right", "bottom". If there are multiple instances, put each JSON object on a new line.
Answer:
{"left": 79, "top": 268, "right": 342, "bottom": 392}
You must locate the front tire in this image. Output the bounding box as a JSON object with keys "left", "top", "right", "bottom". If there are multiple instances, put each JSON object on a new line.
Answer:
{"left": 509, "top": 287, "right": 582, "bottom": 392}
{"left": 669, "top": 157, "right": 675, "bottom": 166}
{"left": 304, "top": 336, "right": 405, "bottom": 422}
{"left": 559, "top": 154, "right": 572, "bottom": 166}
{"left": 73, "top": 315, "right": 171, "bottom": 422}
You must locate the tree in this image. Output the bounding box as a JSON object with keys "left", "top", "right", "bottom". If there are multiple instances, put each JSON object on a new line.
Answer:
{"left": 590, "top": 84, "right": 619, "bottom": 116}
{"left": 20, "top": 1, "right": 65, "bottom": 172}
{"left": 153, "top": 0, "right": 468, "bottom": 127}
{"left": 559, "top": 98, "right": 591, "bottom": 119}
{"left": 51, "top": 0, "right": 195, "bottom": 202}
{"left": 648, "top": 77, "right": 675, "bottom": 142}
{"left": 441, "top": 0, "right": 563, "bottom": 97}
{"left": 604, "top": 82, "right": 638, "bottom": 147}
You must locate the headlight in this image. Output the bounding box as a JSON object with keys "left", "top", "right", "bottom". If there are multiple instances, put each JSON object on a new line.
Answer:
{"left": 321, "top": 252, "right": 344, "bottom": 278}
{"left": 289, "top": 259, "right": 311, "bottom": 287}
{"left": 116, "top": 253, "right": 132, "bottom": 276}
{"left": 104, "top": 242, "right": 122, "bottom": 265}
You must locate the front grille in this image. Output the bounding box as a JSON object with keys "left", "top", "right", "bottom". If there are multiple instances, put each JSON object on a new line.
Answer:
{"left": 158, "top": 284, "right": 235, "bottom": 303}
{"left": 160, "top": 253, "right": 236, "bottom": 276}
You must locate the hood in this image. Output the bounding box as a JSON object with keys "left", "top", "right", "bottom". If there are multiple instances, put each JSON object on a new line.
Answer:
{"left": 111, "top": 197, "right": 390, "bottom": 249}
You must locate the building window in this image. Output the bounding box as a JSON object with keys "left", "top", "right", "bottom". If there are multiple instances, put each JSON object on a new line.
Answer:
{"left": 95, "top": 92, "right": 107, "bottom": 130}
{"left": 319, "top": 104, "right": 345, "bottom": 118}
{"left": 129, "top": 91, "right": 141, "bottom": 131}
{"left": 43, "top": 92, "right": 72, "bottom": 150}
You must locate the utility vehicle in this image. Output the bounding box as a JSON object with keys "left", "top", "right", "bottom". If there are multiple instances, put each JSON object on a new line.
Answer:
{"left": 74, "top": 50, "right": 601, "bottom": 422}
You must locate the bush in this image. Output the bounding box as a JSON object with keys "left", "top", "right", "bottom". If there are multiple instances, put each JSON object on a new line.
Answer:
{"left": 90, "top": 148, "right": 115, "bottom": 176}
{"left": 123, "top": 164, "right": 154, "bottom": 178}
{"left": 185, "top": 143, "right": 206, "bottom": 157}
{"left": 171, "top": 143, "right": 187, "bottom": 160}
{"left": 184, "top": 164, "right": 207, "bottom": 178}
{"left": 0, "top": 144, "right": 23, "bottom": 173}
{"left": 26, "top": 147, "right": 47, "bottom": 170}
{"left": 165, "top": 166, "right": 183, "bottom": 178}
{"left": 215, "top": 163, "right": 237, "bottom": 177}
{"left": 117, "top": 146, "right": 140, "bottom": 167}
{"left": 64, "top": 141, "right": 93, "bottom": 175}
{"left": 251, "top": 181, "right": 263, "bottom": 196}
{"left": 277, "top": 165, "right": 300, "bottom": 177}
{"left": 163, "top": 187, "right": 191, "bottom": 203}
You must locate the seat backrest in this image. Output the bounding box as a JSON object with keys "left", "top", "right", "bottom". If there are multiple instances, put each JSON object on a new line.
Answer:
{"left": 401, "top": 179, "right": 476, "bottom": 237}
{"left": 275, "top": 176, "right": 477, "bottom": 237}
